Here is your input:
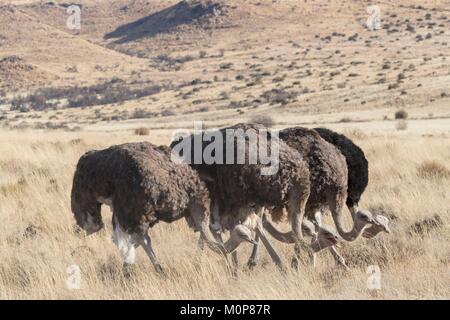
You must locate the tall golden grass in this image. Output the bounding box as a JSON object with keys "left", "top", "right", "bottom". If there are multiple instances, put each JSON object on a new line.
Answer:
{"left": 0, "top": 129, "right": 448, "bottom": 299}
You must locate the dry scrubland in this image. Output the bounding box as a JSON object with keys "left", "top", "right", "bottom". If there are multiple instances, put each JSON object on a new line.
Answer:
{"left": 0, "top": 0, "right": 449, "bottom": 299}
{"left": 0, "top": 129, "right": 448, "bottom": 299}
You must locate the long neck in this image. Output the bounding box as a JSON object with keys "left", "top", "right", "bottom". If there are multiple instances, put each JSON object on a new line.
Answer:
{"left": 310, "top": 239, "right": 323, "bottom": 253}
{"left": 223, "top": 237, "right": 241, "bottom": 253}
{"left": 262, "top": 219, "right": 296, "bottom": 243}
{"left": 332, "top": 206, "right": 366, "bottom": 241}
{"left": 199, "top": 220, "right": 227, "bottom": 255}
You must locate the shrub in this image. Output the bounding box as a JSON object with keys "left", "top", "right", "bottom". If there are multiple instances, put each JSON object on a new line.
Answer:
{"left": 395, "top": 109, "right": 408, "bottom": 119}
{"left": 219, "top": 91, "right": 230, "bottom": 100}
{"left": 219, "top": 63, "right": 233, "bottom": 70}
{"left": 9, "top": 80, "right": 165, "bottom": 111}
{"left": 160, "top": 109, "right": 174, "bottom": 117}
{"left": 250, "top": 115, "right": 274, "bottom": 128}
{"left": 131, "top": 108, "right": 155, "bottom": 119}
{"left": 409, "top": 215, "right": 443, "bottom": 235}
{"left": 417, "top": 160, "right": 450, "bottom": 179}
{"left": 260, "top": 89, "right": 298, "bottom": 105}
{"left": 339, "top": 117, "right": 352, "bottom": 123}
{"left": 134, "top": 127, "right": 149, "bottom": 136}
{"left": 153, "top": 54, "right": 195, "bottom": 70}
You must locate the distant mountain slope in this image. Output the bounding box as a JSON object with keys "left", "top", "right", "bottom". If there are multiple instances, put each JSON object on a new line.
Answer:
{"left": 0, "top": 56, "right": 58, "bottom": 90}
{"left": 0, "top": 2, "right": 148, "bottom": 89}
{"left": 105, "top": 0, "right": 229, "bottom": 43}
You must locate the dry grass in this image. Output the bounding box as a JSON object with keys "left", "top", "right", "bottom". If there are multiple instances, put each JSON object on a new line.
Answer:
{"left": 0, "top": 129, "right": 448, "bottom": 299}
{"left": 396, "top": 120, "right": 408, "bottom": 131}
{"left": 417, "top": 160, "right": 450, "bottom": 179}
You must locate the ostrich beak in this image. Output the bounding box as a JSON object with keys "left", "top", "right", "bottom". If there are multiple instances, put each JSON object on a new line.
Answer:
{"left": 84, "top": 223, "right": 103, "bottom": 236}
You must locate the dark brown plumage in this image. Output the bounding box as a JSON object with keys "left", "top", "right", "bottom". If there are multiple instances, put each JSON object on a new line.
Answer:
{"left": 313, "top": 127, "right": 369, "bottom": 209}
{"left": 279, "top": 127, "right": 348, "bottom": 218}
{"left": 71, "top": 142, "right": 211, "bottom": 235}
{"left": 271, "top": 127, "right": 375, "bottom": 242}
{"left": 256, "top": 126, "right": 375, "bottom": 270}
{"left": 71, "top": 142, "right": 226, "bottom": 274}
{"left": 171, "top": 123, "right": 311, "bottom": 236}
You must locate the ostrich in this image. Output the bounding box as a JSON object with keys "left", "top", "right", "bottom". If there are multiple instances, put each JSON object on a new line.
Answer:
{"left": 313, "top": 127, "right": 391, "bottom": 238}
{"left": 260, "top": 127, "right": 377, "bottom": 269}
{"left": 170, "top": 123, "right": 313, "bottom": 270}
{"left": 71, "top": 142, "right": 254, "bottom": 275}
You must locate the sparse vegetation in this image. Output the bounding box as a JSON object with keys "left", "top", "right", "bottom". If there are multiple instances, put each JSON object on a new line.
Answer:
{"left": 9, "top": 80, "right": 166, "bottom": 111}
{"left": 417, "top": 160, "right": 450, "bottom": 179}
{"left": 134, "top": 127, "right": 150, "bottom": 136}
{"left": 152, "top": 54, "right": 196, "bottom": 71}
{"left": 260, "top": 88, "right": 298, "bottom": 105}
{"left": 250, "top": 114, "right": 274, "bottom": 128}
{"left": 395, "top": 109, "right": 408, "bottom": 119}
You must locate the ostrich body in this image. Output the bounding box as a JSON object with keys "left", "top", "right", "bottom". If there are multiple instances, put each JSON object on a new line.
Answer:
{"left": 314, "top": 127, "right": 390, "bottom": 238}
{"left": 258, "top": 127, "right": 377, "bottom": 269}
{"left": 71, "top": 142, "right": 249, "bottom": 275}
{"left": 313, "top": 127, "right": 368, "bottom": 213}
{"left": 171, "top": 123, "right": 312, "bottom": 270}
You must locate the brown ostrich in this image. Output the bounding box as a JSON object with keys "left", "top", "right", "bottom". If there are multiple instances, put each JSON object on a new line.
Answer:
{"left": 71, "top": 142, "right": 252, "bottom": 275}
{"left": 170, "top": 123, "right": 312, "bottom": 270}
{"left": 261, "top": 127, "right": 377, "bottom": 269}
{"left": 313, "top": 127, "right": 390, "bottom": 238}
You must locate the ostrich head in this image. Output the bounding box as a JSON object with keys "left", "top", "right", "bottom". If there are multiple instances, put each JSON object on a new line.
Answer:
{"left": 353, "top": 209, "right": 376, "bottom": 230}
{"left": 310, "top": 224, "right": 341, "bottom": 252}
{"left": 80, "top": 211, "right": 104, "bottom": 235}
{"left": 72, "top": 200, "right": 104, "bottom": 236}
{"left": 230, "top": 224, "right": 258, "bottom": 246}
{"left": 363, "top": 214, "right": 391, "bottom": 238}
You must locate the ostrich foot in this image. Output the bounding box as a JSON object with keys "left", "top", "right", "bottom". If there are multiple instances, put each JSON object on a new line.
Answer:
{"left": 154, "top": 264, "right": 166, "bottom": 278}
{"left": 247, "top": 259, "right": 258, "bottom": 270}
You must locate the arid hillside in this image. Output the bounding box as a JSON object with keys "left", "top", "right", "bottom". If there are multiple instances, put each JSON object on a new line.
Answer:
{"left": 0, "top": 0, "right": 449, "bottom": 133}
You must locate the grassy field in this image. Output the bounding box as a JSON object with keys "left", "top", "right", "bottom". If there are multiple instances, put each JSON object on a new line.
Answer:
{"left": 0, "top": 129, "right": 448, "bottom": 299}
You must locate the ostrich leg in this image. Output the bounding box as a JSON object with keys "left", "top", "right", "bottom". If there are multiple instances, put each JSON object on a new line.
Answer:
{"left": 112, "top": 214, "right": 137, "bottom": 266}
{"left": 329, "top": 246, "right": 349, "bottom": 269}
{"left": 256, "top": 223, "right": 285, "bottom": 270}
{"left": 137, "top": 233, "right": 165, "bottom": 276}
{"left": 314, "top": 211, "right": 349, "bottom": 269}
{"left": 247, "top": 217, "right": 284, "bottom": 270}
{"left": 231, "top": 251, "right": 239, "bottom": 268}
{"left": 246, "top": 232, "right": 260, "bottom": 269}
